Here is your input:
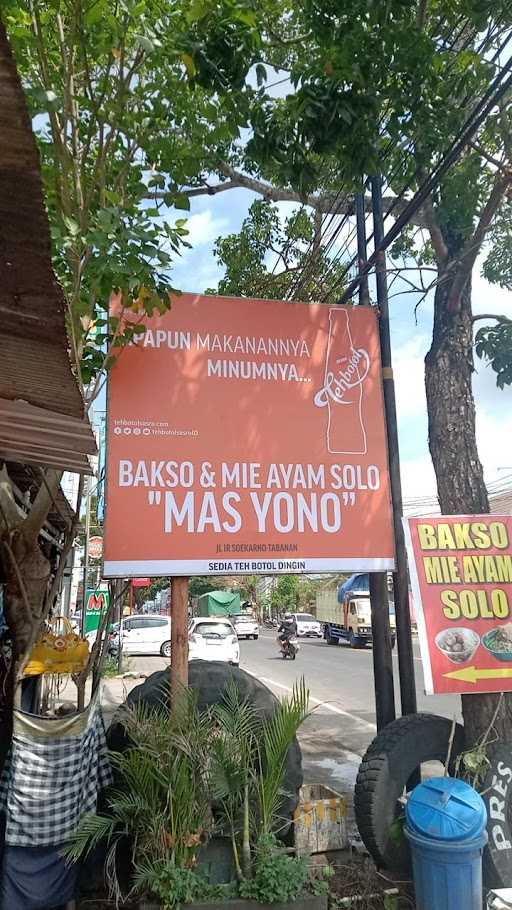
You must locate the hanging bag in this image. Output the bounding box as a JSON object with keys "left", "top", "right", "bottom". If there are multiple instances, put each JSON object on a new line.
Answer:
{"left": 23, "top": 616, "right": 89, "bottom": 677}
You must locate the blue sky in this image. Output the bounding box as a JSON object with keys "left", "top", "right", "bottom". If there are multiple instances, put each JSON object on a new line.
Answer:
{"left": 165, "top": 186, "right": 512, "bottom": 507}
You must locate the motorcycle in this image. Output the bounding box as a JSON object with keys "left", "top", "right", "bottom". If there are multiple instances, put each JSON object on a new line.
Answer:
{"left": 279, "top": 636, "right": 299, "bottom": 660}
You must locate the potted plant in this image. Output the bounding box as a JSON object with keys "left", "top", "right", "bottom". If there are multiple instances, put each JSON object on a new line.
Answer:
{"left": 67, "top": 678, "right": 326, "bottom": 910}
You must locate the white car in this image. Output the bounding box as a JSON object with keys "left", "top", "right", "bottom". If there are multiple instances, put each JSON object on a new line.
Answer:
{"left": 292, "top": 612, "right": 322, "bottom": 638}
{"left": 85, "top": 622, "right": 120, "bottom": 652}
{"left": 188, "top": 618, "right": 239, "bottom": 665}
{"left": 120, "top": 615, "right": 172, "bottom": 657}
{"left": 231, "top": 613, "right": 259, "bottom": 640}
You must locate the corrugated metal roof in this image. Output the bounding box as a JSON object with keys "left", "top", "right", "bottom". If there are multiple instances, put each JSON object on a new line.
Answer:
{"left": 0, "top": 20, "right": 96, "bottom": 472}
{"left": 0, "top": 399, "right": 95, "bottom": 474}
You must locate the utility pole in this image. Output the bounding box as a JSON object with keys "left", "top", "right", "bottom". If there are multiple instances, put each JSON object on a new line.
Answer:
{"left": 356, "top": 189, "right": 396, "bottom": 730}
{"left": 371, "top": 175, "right": 417, "bottom": 718}
{"left": 355, "top": 191, "right": 370, "bottom": 307}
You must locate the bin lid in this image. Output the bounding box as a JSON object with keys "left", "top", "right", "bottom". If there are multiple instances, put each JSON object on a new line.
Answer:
{"left": 406, "top": 777, "right": 487, "bottom": 842}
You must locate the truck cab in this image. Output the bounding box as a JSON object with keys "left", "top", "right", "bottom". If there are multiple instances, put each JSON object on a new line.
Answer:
{"left": 317, "top": 574, "right": 396, "bottom": 649}
{"left": 345, "top": 597, "right": 373, "bottom": 646}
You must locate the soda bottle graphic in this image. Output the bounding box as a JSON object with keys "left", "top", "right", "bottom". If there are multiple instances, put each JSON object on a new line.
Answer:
{"left": 314, "top": 308, "right": 370, "bottom": 455}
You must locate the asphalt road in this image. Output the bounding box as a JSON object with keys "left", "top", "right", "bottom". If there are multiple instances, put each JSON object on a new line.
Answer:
{"left": 127, "top": 629, "right": 461, "bottom": 797}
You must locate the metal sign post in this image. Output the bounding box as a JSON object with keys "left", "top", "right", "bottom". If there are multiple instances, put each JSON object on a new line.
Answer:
{"left": 356, "top": 188, "right": 396, "bottom": 729}
{"left": 370, "top": 175, "right": 417, "bottom": 718}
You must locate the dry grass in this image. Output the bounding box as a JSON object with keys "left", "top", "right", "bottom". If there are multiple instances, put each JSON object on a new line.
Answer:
{"left": 311, "top": 855, "right": 415, "bottom": 910}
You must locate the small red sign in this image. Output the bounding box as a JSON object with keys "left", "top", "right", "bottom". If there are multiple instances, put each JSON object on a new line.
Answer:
{"left": 88, "top": 536, "right": 103, "bottom": 559}
{"left": 404, "top": 515, "right": 512, "bottom": 695}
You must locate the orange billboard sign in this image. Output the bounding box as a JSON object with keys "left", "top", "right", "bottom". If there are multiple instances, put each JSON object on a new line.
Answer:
{"left": 103, "top": 294, "right": 395, "bottom": 577}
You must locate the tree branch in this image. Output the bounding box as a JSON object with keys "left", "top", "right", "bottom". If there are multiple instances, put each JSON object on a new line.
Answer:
{"left": 416, "top": 0, "right": 428, "bottom": 29}
{"left": 472, "top": 313, "right": 512, "bottom": 324}
{"left": 312, "top": 208, "right": 322, "bottom": 255}
{"left": 447, "top": 171, "right": 511, "bottom": 312}
{"left": 469, "top": 141, "right": 507, "bottom": 172}
{"left": 420, "top": 193, "right": 448, "bottom": 265}
{"left": 152, "top": 162, "right": 429, "bottom": 227}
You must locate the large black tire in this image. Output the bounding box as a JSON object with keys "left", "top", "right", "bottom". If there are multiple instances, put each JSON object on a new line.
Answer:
{"left": 481, "top": 743, "right": 512, "bottom": 889}
{"left": 108, "top": 661, "right": 303, "bottom": 828}
{"left": 354, "top": 713, "right": 465, "bottom": 873}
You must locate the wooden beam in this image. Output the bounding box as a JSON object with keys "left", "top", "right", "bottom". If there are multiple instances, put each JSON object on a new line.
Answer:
{"left": 170, "top": 576, "right": 189, "bottom": 705}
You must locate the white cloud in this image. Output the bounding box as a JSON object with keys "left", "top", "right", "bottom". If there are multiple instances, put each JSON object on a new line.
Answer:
{"left": 180, "top": 209, "right": 229, "bottom": 247}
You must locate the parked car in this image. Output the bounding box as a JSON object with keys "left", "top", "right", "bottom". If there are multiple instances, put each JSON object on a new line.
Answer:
{"left": 291, "top": 612, "right": 322, "bottom": 638}
{"left": 116, "top": 615, "right": 172, "bottom": 657}
{"left": 188, "top": 618, "right": 239, "bottom": 665}
{"left": 231, "top": 613, "right": 259, "bottom": 640}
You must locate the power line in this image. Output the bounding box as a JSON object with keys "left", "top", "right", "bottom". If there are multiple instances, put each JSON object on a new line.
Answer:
{"left": 289, "top": 13, "right": 474, "bottom": 299}
{"left": 336, "top": 36, "right": 512, "bottom": 305}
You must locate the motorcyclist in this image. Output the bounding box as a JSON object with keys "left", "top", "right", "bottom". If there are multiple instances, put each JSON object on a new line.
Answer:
{"left": 278, "top": 612, "right": 297, "bottom": 643}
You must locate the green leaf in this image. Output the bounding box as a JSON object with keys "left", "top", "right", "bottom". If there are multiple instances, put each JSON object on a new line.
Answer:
{"left": 134, "top": 34, "right": 154, "bottom": 53}
{"left": 185, "top": 0, "right": 208, "bottom": 24}
{"left": 173, "top": 193, "right": 191, "bottom": 211}
{"left": 235, "top": 9, "right": 257, "bottom": 27}
{"left": 63, "top": 216, "right": 80, "bottom": 237}
{"left": 182, "top": 53, "right": 197, "bottom": 77}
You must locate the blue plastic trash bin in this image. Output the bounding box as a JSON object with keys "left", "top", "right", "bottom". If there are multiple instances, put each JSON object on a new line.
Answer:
{"left": 405, "top": 777, "right": 488, "bottom": 910}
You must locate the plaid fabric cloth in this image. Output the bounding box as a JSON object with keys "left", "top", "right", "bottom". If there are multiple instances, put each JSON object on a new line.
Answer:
{"left": 0, "top": 695, "right": 112, "bottom": 846}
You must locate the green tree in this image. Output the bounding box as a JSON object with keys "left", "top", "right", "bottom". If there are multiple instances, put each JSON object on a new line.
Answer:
{"left": 3, "top": 0, "right": 243, "bottom": 397}
{"left": 178, "top": 0, "right": 512, "bottom": 745}
{"left": 237, "top": 574, "right": 258, "bottom": 604}
{"left": 271, "top": 575, "right": 299, "bottom": 613}
{"left": 5, "top": 0, "right": 512, "bottom": 743}
{"left": 208, "top": 199, "right": 346, "bottom": 302}
{"left": 0, "top": 0, "right": 251, "bottom": 694}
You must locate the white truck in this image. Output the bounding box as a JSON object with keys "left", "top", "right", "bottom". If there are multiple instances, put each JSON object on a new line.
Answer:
{"left": 316, "top": 574, "right": 396, "bottom": 648}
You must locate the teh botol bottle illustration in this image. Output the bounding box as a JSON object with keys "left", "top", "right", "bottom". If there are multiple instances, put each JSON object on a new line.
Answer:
{"left": 314, "top": 308, "right": 370, "bottom": 455}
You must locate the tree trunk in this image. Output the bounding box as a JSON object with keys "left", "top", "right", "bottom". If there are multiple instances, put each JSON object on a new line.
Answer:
{"left": 425, "top": 263, "right": 512, "bottom": 746}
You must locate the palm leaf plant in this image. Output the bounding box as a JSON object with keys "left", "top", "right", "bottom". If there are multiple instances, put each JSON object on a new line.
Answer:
{"left": 210, "top": 682, "right": 262, "bottom": 879}
{"left": 257, "top": 678, "right": 309, "bottom": 838}
{"left": 64, "top": 688, "right": 215, "bottom": 899}
{"left": 64, "top": 677, "right": 310, "bottom": 904}
{"left": 209, "top": 678, "right": 310, "bottom": 876}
